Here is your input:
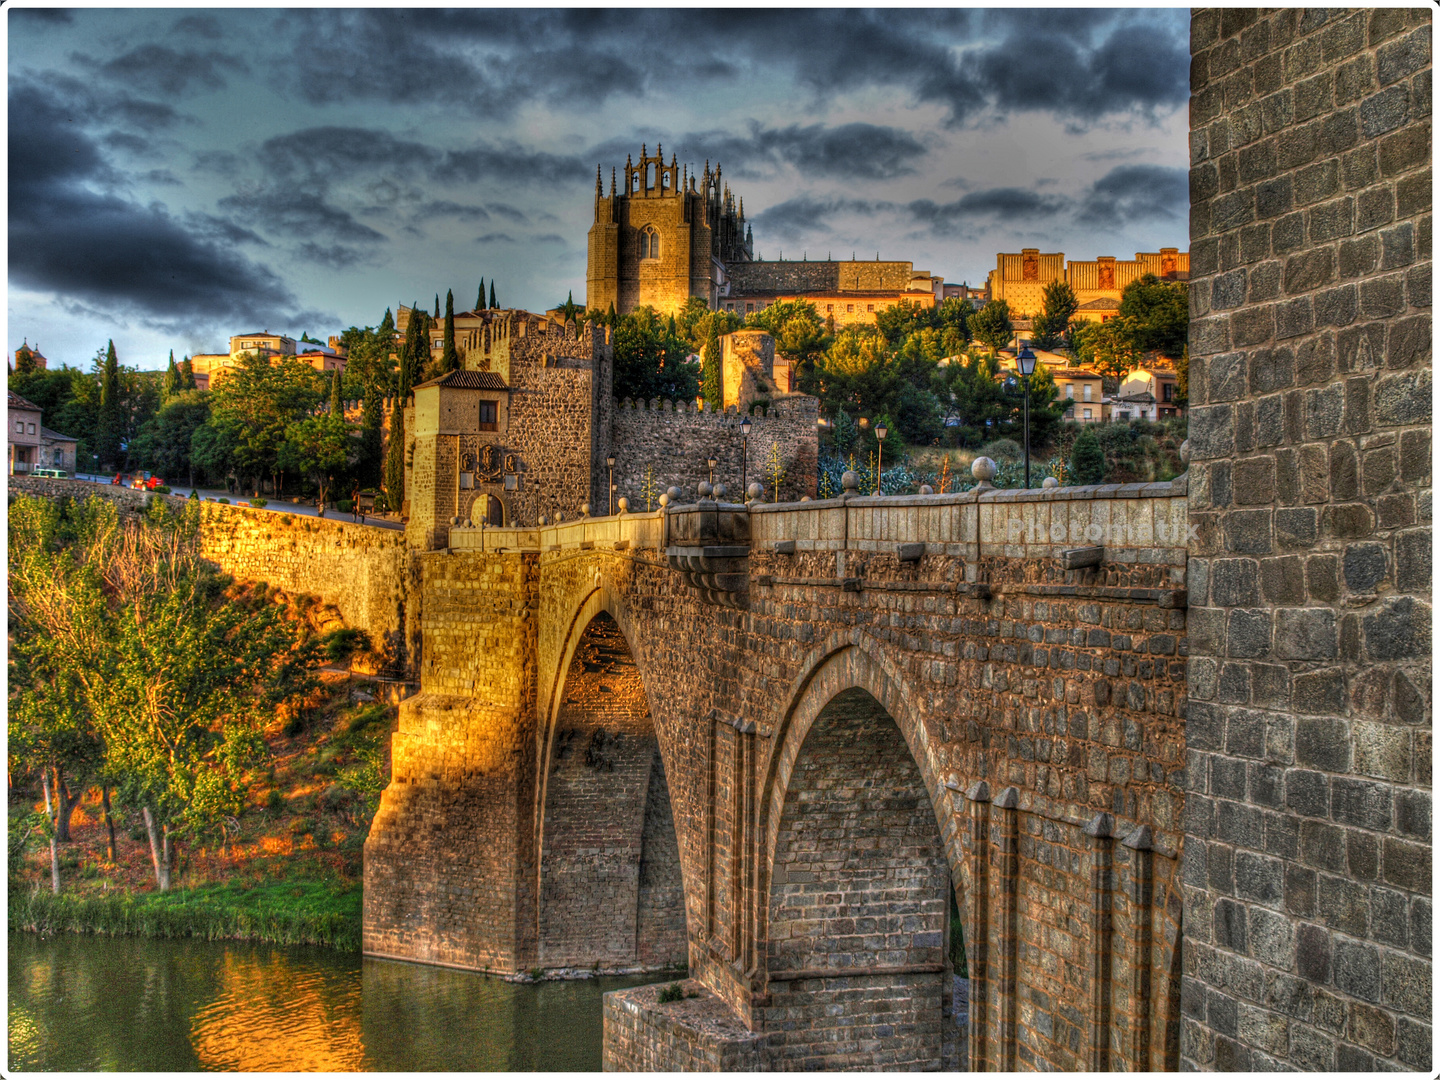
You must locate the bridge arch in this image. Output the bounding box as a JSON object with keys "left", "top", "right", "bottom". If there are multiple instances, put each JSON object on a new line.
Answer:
{"left": 534, "top": 576, "right": 686, "bottom": 972}
{"left": 756, "top": 633, "right": 966, "bottom": 1069}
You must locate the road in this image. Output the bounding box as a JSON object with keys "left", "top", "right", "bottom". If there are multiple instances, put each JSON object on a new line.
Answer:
{"left": 65, "top": 476, "right": 404, "bottom": 531}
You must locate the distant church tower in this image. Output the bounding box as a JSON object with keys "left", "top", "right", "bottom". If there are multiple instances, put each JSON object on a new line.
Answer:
{"left": 586, "top": 145, "right": 752, "bottom": 317}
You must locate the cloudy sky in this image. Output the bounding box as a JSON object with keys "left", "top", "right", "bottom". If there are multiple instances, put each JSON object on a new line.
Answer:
{"left": 8, "top": 6, "right": 1191, "bottom": 371}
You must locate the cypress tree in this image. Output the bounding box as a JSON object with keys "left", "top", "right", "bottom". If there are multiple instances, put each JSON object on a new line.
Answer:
{"left": 1069, "top": 427, "right": 1106, "bottom": 486}
{"left": 701, "top": 318, "right": 722, "bottom": 410}
{"left": 361, "top": 379, "right": 384, "bottom": 486}
{"left": 476, "top": 279, "right": 485, "bottom": 312}
{"left": 330, "top": 367, "right": 343, "bottom": 415}
{"left": 161, "top": 350, "right": 180, "bottom": 403}
{"left": 14, "top": 342, "right": 36, "bottom": 375}
{"left": 98, "top": 340, "right": 123, "bottom": 469}
{"left": 441, "top": 290, "right": 460, "bottom": 373}
{"left": 180, "top": 355, "right": 196, "bottom": 390}
{"left": 489, "top": 281, "right": 498, "bottom": 310}
{"left": 434, "top": 294, "right": 440, "bottom": 319}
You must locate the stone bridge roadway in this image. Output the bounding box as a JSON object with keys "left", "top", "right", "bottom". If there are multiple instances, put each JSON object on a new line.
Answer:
{"left": 363, "top": 477, "right": 1191, "bottom": 1071}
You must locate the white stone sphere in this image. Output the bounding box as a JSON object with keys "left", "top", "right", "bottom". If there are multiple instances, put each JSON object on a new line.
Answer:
{"left": 747, "top": 482, "right": 764, "bottom": 501}
{"left": 841, "top": 470, "right": 860, "bottom": 493}
{"left": 617, "top": 497, "right": 628, "bottom": 513}
{"left": 658, "top": 494, "right": 669, "bottom": 507}
{"left": 580, "top": 502, "right": 590, "bottom": 516}
{"left": 1180, "top": 439, "right": 1192, "bottom": 465}
{"left": 698, "top": 480, "right": 714, "bottom": 498}
{"left": 1042, "top": 476, "right": 1059, "bottom": 489}
{"left": 971, "top": 456, "right": 998, "bottom": 482}
{"left": 919, "top": 484, "right": 934, "bottom": 495}
{"left": 713, "top": 483, "right": 728, "bottom": 500}
{"left": 667, "top": 486, "right": 682, "bottom": 501}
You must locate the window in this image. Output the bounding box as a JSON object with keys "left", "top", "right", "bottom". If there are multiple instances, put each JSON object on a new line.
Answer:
{"left": 826, "top": 304, "right": 834, "bottom": 313}
{"left": 14, "top": 420, "right": 22, "bottom": 434}
{"left": 1163, "top": 384, "right": 1174, "bottom": 401}
{"left": 1083, "top": 384, "right": 1092, "bottom": 402}
{"left": 639, "top": 225, "right": 660, "bottom": 260}
{"left": 27, "top": 423, "right": 35, "bottom": 435}
{"left": 433, "top": 340, "right": 442, "bottom": 350}
{"left": 1065, "top": 385, "right": 1074, "bottom": 399}
{"left": 1083, "top": 408, "right": 1092, "bottom": 419}
{"left": 867, "top": 304, "right": 874, "bottom": 312}
{"left": 746, "top": 302, "right": 754, "bottom": 313}
{"left": 1065, "top": 406, "right": 1075, "bottom": 418}
{"left": 846, "top": 304, "right": 854, "bottom": 313}
{"left": 478, "top": 400, "right": 498, "bottom": 431}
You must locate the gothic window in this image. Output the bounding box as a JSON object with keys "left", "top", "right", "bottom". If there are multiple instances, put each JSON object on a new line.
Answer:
{"left": 639, "top": 226, "right": 660, "bottom": 260}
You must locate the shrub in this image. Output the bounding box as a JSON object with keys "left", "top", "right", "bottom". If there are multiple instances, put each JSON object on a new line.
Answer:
{"left": 657, "top": 982, "right": 685, "bottom": 1003}
{"left": 321, "top": 627, "right": 364, "bottom": 663}
{"left": 250, "top": 497, "right": 268, "bottom": 508}
{"left": 152, "top": 484, "right": 172, "bottom": 494}
{"left": 1069, "top": 428, "right": 1107, "bottom": 485}
{"left": 979, "top": 438, "right": 1023, "bottom": 462}
{"left": 336, "top": 499, "right": 353, "bottom": 513}
{"left": 217, "top": 497, "right": 230, "bottom": 505}
{"left": 320, "top": 785, "right": 354, "bottom": 813}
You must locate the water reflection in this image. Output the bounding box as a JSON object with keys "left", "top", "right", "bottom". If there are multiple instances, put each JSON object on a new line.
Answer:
{"left": 9, "top": 932, "right": 664, "bottom": 1072}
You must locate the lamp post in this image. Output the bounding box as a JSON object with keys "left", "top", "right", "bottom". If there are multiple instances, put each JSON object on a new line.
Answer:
{"left": 875, "top": 422, "right": 888, "bottom": 495}
{"left": 740, "top": 415, "right": 752, "bottom": 492}
{"left": 1016, "top": 345, "right": 1037, "bottom": 488}
{"left": 606, "top": 453, "right": 616, "bottom": 515}
{"left": 707, "top": 455, "right": 717, "bottom": 486}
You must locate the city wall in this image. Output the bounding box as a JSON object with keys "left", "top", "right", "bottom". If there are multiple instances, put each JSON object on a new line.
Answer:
{"left": 608, "top": 396, "right": 818, "bottom": 511}
{"left": 1185, "top": 7, "right": 1432, "bottom": 1071}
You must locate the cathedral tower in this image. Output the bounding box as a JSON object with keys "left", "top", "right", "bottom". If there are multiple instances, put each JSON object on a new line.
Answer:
{"left": 586, "top": 145, "right": 752, "bottom": 317}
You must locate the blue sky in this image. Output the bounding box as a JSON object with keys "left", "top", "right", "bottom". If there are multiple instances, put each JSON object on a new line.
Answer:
{"left": 8, "top": 7, "right": 1191, "bottom": 371}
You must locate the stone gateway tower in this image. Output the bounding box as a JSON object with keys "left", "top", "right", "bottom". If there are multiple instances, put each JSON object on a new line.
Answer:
{"left": 586, "top": 145, "right": 752, "bottom": 316}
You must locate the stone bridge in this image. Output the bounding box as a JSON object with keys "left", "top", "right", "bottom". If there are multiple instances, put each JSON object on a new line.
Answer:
{"left": 363, "top": 476, "right": 1192, "bottom": 1070}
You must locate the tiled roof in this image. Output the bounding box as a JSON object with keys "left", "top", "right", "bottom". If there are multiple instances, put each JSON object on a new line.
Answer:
{"left": 1076, "top": 297, "right": 1121, "bottom": 310}
{"left": 8, "top": 390, "right": 41, "bottom": 411}
{"left": 41, "top": 426, "right": 77, "bottom": 443}
{"left": 414, "top": 370, "right": 509, "bottom": 390}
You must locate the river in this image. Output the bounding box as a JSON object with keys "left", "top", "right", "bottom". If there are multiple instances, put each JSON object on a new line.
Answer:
{"left": 8, "top": 932, "right": 667, "bottom": 1071}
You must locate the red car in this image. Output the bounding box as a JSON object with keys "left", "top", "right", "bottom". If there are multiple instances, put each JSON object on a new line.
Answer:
{"left": 113, "top": 472, "right": 165, "bottom": 489}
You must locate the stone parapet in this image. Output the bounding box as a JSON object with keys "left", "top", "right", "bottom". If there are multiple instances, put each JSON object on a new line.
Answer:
{"left": 603, "top": 981, "right": 765, "bottom": 1072}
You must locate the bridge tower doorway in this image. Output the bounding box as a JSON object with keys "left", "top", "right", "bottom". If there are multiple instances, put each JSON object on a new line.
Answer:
{"left": 477, "top": 493, "right": 503, "bottom": 526}
{"left": 762, "top": 686, "right": 956, "bottom": 1069}
{"left": 537, "top": 612, "right": 686, "bottom": 972}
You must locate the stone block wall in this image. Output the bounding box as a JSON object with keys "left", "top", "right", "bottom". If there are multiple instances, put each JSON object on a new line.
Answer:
{"left": 1186, "top": 7, "right": 1432, "bottom": 1071}
{"left": 609, "top": 395, "right": 818, "bottom": 510}
{"left": 195, "top": 502, "right": 413, "bottom": 669}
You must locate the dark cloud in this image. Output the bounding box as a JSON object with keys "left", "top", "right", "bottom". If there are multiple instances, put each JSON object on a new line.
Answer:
{"left": 416, "top": 200, "right": 489, "bottom": 223}
{"left": 489, "top": 204, "right": 528, "bottom": 223}
{"left": 266, "top": 9, "right": 1185, "bottom": 129}
{"left": 533, "top": 234, "right": 566, "bottom": 246}
{"left": 9, "top": 80, "right": 321, "bottom": 331}
{"left": 906, "top": 188, "right": 1070, "bottom": 236}
{"left": 665, "top": 122, "right": 928, "bottom": 182}
{"left": 33, "top": 71, "right": 188, "bottom": 133}
{"left": 1076, "top": 164, "right": 1188, "bottom": 226}
{"left": 752, "top": 195, "right": 894, "bottom": 241}
{"left": 87, "top": 45, "right": 248, "bottom": 97}
{"left": 217, "top": 187, "right": 387, "bottom": 247}
{"left": 476, "top": 233, "right": 517, "bottom": 245}
{"left": 11, "top": 8, "right": 73, "bottom": 24}
{"left": 171, "top": 14, "right": 223, "bottom": 39}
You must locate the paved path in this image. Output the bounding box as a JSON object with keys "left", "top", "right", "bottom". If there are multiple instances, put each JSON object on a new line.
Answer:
{"left": 67, "top": 477, "right": 404, "bottom": 531}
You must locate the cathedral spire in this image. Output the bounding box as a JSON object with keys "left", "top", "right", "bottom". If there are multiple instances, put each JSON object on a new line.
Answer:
{"left": 595, "top": 164, "right": 602, "bottom": 196}
{"left": 611, "top": 167, "right": 617, "bottom": 196}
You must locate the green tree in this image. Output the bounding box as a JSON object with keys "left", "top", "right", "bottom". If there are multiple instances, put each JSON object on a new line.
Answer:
{"left": 701, "top": 318, "right": 722, "bottom": 410}
{"left": 1069, "top": 427, "right": 1106, "bottom": 485}
{"left": 359, "top": 380, "right": 384, "bottom": 487}
{"left": 330, "top": 368, "right": 343, "bottom": 415}
{"left": 195, "top": 353, "right": 321, "bottom": 495}
{"left": 96, "top": 340, "right": 123, "bottom": 470}
{"left": 969, "top": 300, "right": 1014, "bottom": 357}
{"left": 476, "top": 279, "right": 485, "bottom": 312}
{"left": 180, "top": 356, "right": 197, "bottom": 390}
{"left": 1075, "top": 318, "right": 1143, "bottom": 383}
{"left": 129, "top": 391, "right": 211, "bottom": 485}
{"left": 161, "top": 351, "right": 181, "bottom": 403}
{"left": 383, "top": 310, "right": 427, "bottom": 508}
{"left": 278, "top": 412, "right": 351, "bottom": 508}
{"left": 489, "top": 281, "right": 498, "bottom": 310}
{"left": 10, "top": 495, "right": 318, "bottom": 889}
{"left": 1032, "top": 281, "right": 1079, "bottom": 350}
{"left": 1118, "top": 273, "right": 1188, "bottom": 357}
{"left": 14, "top": 342, "right": 38, "bottom": 375}
{"left": 613, "top": 306, "right": 700, "bottom": 402}
{"left": 556, "top": 291, "right": 582, "bottom": 327}
{"left": 1175, "top": 346, "right": 1190, "bottom": 408}
{"left": 440, "top": 290, "right": 461, "bottom": 373}
{"left": 747, "top": 298, "right": 829, "bottom": 380}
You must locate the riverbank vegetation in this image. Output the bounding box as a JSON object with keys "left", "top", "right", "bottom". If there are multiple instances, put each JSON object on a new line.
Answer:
{"left": 8, "top": 491, "right": 393, "bottom": 950}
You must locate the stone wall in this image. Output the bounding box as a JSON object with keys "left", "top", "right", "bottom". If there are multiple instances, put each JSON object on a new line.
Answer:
{"left": 195, "top": 503, "right": 413, "bottom": 668}
{"left": 719, "top": 329, "right": 775, "bottom": 411}
{"left": 608, "top": 395, "right": 818, "bottom": 510}
{"left": 726, "top": 260, "right": 915, "bottom": 295}
{"left": 1186, "top": 7, "right": 1432, "bottom": 1071}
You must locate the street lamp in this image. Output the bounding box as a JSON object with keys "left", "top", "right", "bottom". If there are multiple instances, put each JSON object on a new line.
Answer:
{"left": 875, "top": 422, "right": 888, "bottom": 495}
{"left": 606, "top": 453, "right": 616, "bottom": 515}
{"left": 740, "top": 415, "right": 752, "bottom": 492}
{"left": 707, "top": 455, "right": 717, "bottom": 486}
{"left": 1016, "top": 345, "right": 1037, "bottom": 488}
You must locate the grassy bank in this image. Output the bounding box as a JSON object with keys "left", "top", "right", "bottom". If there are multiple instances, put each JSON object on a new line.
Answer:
{"left": 9, "top": 877, "right": 362, "bottom": 951}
